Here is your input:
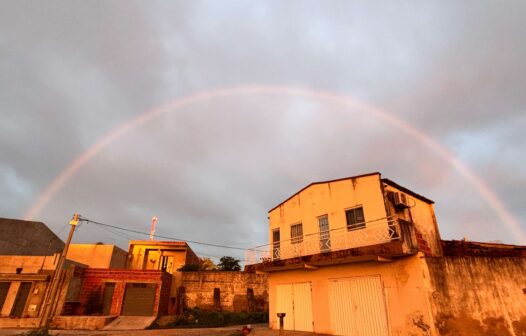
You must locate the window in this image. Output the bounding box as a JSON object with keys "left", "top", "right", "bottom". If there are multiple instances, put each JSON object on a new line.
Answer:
{"left": 272, "top": 229, "right": 281, "bottom": 259}
{"left": 346, "top": 206, "right": 365, "bottom": 230}
{"left": 318, "top": 215, "right": 330, "bottom": 252}
{"left": 290, "top": 223, "right": 303, "bottom": 244}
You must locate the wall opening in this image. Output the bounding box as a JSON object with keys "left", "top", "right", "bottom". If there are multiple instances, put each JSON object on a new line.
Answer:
{"left": 213, "top": 288, "right": 221, "bottom": 311}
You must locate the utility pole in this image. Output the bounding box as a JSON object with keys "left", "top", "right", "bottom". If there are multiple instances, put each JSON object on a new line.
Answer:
{"left": 39, "top": 213, "right": 79, "bottom": 328}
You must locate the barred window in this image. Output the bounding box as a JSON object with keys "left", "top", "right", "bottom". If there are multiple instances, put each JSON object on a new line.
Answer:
{"left": 290, "top": 223, "right": 303, "bottom": 244}
{"left": 346, "top": 206, "right": 365, "bottom": 230}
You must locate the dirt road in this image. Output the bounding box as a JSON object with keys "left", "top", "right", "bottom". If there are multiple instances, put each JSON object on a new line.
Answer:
{"left": 0, "top": 324, "right": 329, "bottom": 336}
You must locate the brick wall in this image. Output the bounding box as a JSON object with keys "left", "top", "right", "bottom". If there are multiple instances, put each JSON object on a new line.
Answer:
{"left": 414, "top": 227, "right": 432, "bottom": 256}
{"left": 74, "top": 268, "right": 171, "bottom": 316}
{"left": 179, "top": 271, "right": 268, "bottom": 313}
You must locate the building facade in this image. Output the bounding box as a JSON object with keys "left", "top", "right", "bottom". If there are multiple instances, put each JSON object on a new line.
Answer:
{"left": 248, "top": 172, "right": 526, "bottom": 336}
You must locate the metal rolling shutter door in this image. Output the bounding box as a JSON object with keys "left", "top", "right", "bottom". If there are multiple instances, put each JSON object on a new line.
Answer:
{"left": 121, "top": 283, "right": 156, "bottom": 316}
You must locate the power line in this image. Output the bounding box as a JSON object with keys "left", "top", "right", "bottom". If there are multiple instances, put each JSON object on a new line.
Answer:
{"left": 79, "top": 216, "right": 266, "bottom": 252}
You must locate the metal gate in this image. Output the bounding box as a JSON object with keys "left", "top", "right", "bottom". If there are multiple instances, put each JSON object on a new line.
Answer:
{"left": 329, "top": 276, "right": 389, "bottom": 336}
{"left": 121, "top": 283, "right": 156, "bottom": 316}
{"left": 275, "top": 282, "right": 313, "bottom": 332}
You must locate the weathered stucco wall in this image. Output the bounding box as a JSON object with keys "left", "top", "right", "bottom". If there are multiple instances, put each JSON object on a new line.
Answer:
{"left": 382, "top": 182, "right": 441, "bottom": 256}
{"left": 180, "top": 271, "right": 268, "bottom": 313}
{"left": 425, "top": 256, "right": 526, "bottom": 336}
{"left": 268, "top": 255, "right": 436, "bottom": 335}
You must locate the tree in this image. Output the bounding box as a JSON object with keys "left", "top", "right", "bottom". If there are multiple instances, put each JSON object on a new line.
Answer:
{"left": 217, "top": 256, "right": 241, "bottom": 271}
{"left": 178, "top": 264, "right": 199, "bottom": 272}
{"left": 200, "top": 257, "right": 218, "bottom": 271}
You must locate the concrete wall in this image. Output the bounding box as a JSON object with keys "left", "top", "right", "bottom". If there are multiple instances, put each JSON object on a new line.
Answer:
{"left": 268, "top": 255, "right": 436, "bottom": 336}
{"left": 0, "top": 254, "right": 57, "bottom": 320}
{"left": 425, "top": 256, "right": 526, "bottom": 336}
{"left": 0, "top": 317, "right": 40, "bottom": 328}
{"left": 67, "top": 244, "right": 127, "bottom": 269}
{"left": 180, "top": 271, "right": 268, "bottom": 313}
{"left": 0, "top": 218, "right": 64, "bottom": 256}
{"left": 0, "top": 279, "right": 50, "bottom": 319}
{"left": 0, "top": 254, "right": 59, "bottom": 273}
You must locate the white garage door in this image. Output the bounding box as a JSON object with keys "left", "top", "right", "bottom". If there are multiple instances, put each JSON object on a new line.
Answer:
{"left": 276, "top": 282, "right": 313, "bottom": 332}
{"left": 329, "top": 276, "right": 389, "bottom": 336}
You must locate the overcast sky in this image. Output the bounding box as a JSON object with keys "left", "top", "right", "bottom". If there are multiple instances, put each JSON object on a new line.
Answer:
{"left": 1, "top": 1, "right": 525, "bottom": 264}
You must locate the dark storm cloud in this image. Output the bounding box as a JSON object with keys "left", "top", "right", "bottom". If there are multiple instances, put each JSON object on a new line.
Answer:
{"left": 1, "top": 0, "right": 526, "bottom": 263}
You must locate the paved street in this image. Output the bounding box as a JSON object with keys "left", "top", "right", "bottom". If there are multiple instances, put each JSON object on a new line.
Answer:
{"left": 0, "top": 324, "right": 329, "bottom": 336}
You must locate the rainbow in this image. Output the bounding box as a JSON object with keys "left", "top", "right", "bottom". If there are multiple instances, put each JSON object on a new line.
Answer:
{"left": 24, "top": 85, "right": 526, "bottom": 243}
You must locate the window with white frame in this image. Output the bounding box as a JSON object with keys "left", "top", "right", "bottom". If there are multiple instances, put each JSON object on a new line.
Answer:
{"left": 290, "top": 223, "right": 303, "bottom": 244}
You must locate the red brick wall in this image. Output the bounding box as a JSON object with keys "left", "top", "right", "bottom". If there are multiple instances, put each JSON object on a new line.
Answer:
{"left": 76, "top": 269, "right": 171, "bottom": 316}
{"left": 414, "top": 227, "right": 432, "bottom": 256}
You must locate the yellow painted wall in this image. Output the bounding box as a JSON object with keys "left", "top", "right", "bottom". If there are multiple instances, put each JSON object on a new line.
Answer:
{"left": 66, "top": 244, "right": 127, "bottom": 269}
{"left": 269, "top": 173, "right": 388, "bottom": 250}
{"left": 268, "top": 255, "right": 437, "bottom": 336}
{"left": 127, "top": 242, "right": 188, "bottom": 273}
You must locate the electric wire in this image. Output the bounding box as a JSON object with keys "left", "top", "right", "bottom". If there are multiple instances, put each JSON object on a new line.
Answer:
{"left": 79, "top": 216, "right": 267, "bottom": 252}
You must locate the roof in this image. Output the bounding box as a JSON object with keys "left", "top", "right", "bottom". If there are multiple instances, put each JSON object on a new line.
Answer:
{"left": 128, "top": 240, "right": 189, "bottom": 247}
{"left": 441, "top": 240, "right": 526, "bottom": 257}
{"left": 268, "top": 172, "right": 381, "bottom": 213}
{"left": 381, "top": 178, "right": 434, "bottom": 204}
{"left": 0, "top": 217, "right": 64, "bottom": 256}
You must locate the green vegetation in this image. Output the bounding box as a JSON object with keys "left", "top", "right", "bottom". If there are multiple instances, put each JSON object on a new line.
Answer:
{"left": 217, "top": 256, "right": 241, "bottom": 271}
{"left": 150, "top": 309, "right": 268, "bottom": 329}
{"left": 177, "top": 264, "right": 200, "bottom": 272}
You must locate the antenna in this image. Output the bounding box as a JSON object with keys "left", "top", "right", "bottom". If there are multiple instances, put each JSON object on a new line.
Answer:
{"left": 149, "top": 216, "right": 158, "bottom": 241}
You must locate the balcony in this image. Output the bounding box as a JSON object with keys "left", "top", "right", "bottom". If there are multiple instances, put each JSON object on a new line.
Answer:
{"left": 245, "top": 217, "right": 416, "bottom": 265}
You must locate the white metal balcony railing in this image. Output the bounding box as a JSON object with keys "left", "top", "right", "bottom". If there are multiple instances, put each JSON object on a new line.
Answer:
{"left": 245, "top": 217, "right": 403, "bottom": 265}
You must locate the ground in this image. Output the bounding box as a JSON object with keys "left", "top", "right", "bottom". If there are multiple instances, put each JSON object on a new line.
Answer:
{"left": 0, "top": 324, "right": 329, "bottom": 336}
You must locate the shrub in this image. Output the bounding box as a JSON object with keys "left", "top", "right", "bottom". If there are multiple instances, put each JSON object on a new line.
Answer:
{"left": 151, "top": 309, "right": 269, "bottom": 329}
{"left": 178, "top": 264, "right": 200, "bottom": 272}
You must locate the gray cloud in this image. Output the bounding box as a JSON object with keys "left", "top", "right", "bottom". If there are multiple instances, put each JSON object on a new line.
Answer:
{"left": 1, "top": 0, "right": 526, "bottom": 263}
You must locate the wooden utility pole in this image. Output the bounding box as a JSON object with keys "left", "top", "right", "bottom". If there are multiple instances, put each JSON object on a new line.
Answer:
{"left": 39, "top": 213, "right": 79, "bottom": 328}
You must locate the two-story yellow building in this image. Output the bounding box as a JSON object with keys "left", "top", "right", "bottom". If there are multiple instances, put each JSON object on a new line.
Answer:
{"left": 248, "top": 171, "right": 526, "bottom": 335}
{"left": 251, "top": 172, "right": 443, "bottom": 335}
